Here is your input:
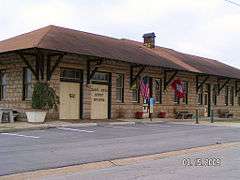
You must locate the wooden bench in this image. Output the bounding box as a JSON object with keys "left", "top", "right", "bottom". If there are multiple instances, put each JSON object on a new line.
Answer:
{"left": 175, "top": 111, "right": 193, "bottom": 119}
{"left": 218, "top": 109, "right": 233, "bottom": 118}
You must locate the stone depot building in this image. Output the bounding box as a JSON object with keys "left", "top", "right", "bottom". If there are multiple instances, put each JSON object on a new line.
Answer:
{"left": 0, "top": 25, "right": 240, "bottom": 121}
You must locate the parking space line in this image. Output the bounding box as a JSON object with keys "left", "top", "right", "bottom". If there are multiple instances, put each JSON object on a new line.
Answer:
{"left": 1, "top": 133, "right": 40, "bottom": 139}
{"left": 104, "top": 126, "right": 142, "bottom": 130}
{"left": 57, "top": 127, "right": 95, "bottom": 133}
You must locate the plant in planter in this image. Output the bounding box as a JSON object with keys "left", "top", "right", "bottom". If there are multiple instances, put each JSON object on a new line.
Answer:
{"left": 26, "top": 82, "right": 59, "bottom": 123}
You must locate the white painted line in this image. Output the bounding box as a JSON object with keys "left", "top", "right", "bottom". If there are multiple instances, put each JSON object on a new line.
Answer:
{"left": 1, "top": 133, "right": 40, "bottom": 139}
{"left": 57, "top": 127, "right": 95, "bottom": 133}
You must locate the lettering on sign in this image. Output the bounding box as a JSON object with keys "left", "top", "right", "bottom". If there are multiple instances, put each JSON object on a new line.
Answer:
{"left": 91, "top": 86, "right": 107, "bottom": 102}
{"left": 69, "top": 94, "right": 76, "bottom": 98}
{"left": 94, "top": 98, "right": 105, "bottom": 102}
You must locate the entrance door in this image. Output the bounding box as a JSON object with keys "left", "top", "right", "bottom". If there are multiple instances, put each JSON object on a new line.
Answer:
{"left": 60, "top": 82, "right": 80, "bottom": 119}
{"left": 90, "top": 84, "right": 108, "bottom": 119}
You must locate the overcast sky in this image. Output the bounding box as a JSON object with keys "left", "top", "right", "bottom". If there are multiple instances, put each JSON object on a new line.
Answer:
{"left": 0, "top": 0, "right": 240, "bottom": 68}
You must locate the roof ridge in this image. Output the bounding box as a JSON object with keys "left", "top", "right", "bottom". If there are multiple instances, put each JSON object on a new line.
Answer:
{"left": 35, "top": 25, "right": 54, "bottom": 47}
{"left": 50, "top": 25, "right": 123, "bottom": 42}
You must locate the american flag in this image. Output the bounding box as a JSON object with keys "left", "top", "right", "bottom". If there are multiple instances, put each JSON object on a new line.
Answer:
{"left": 140, "top": 78, "right": 150, "bottom": 100}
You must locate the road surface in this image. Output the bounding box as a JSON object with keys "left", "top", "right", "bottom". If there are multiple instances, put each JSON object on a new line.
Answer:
{"left": 0, "top": 122, "right": 240, "bottom": 176}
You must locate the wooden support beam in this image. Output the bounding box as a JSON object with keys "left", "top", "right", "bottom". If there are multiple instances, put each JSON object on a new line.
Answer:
{"left": 87, "top": 59, "right": 103, "bottom": 84}
{"left": 89, "top": 60, "right": 102, "bottom": 80}
{"left": 218, "top": 78, "right": 230, "bottom": 95}
{"left": 49, "top": 54, "right": 64, "bottom": 77}
{"left": 35, "top": 55, "right": 40, "bottom": 81}
{"left": 164, "top": 70, "right": 178, "bottom": 90}
{"left": 130, "top": 65, "right": 146, "bottom": 87}
{"left": 39, "top": 53, "right": 45, "bottom": 80}
{"left": 87, "top": 60, "right": 90, "bottom": 84}
{"left": 46, "top": 55, "right": 51, "bottom": 81}
{"left": 17, "top": 51, "right": 38, "bottom": 80}
{"left": 46, "top": 53, "right": 65, "bottom": 81}
{"left": 196, "top": 75, "right": 209, "bottom": 93}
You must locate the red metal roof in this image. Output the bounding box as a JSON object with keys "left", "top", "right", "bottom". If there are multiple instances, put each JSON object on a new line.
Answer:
{"left": 0, "top": 25, "right": 239, "bottom": 79}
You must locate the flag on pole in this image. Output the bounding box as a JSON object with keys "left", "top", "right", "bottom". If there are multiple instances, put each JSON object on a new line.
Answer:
{"left": 140, "top": 77, "right": 150, "bottom": 100}
{"left": 171, "top": 79, "right": 185, "bottom": 98}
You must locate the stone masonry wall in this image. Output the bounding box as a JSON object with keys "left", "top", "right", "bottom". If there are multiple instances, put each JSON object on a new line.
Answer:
{"left": 0, "top": 53, "right": 239, "bottom": 121}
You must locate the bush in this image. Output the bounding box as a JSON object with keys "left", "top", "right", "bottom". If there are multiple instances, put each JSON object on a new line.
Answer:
{"left": 32, "top": 82, "right": 59, "bottom": 110}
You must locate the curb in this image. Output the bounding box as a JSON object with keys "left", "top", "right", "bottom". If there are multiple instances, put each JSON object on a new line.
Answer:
{"left": 0, "top": 121, "right": 136, "bottom": 133}
{"left": 0, "top": 126, "right": 53, "bottom": 133}
{"left": 107, "top": 122, "right": 136, "bottom": 126}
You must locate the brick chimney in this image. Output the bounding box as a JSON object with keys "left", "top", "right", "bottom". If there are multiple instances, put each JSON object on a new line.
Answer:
{"left": 143, "top": 32, "right": 155, "bottom": 48}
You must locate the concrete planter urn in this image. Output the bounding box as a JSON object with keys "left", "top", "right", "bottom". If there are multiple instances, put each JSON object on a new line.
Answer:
{"left": 26, "top": 111, "right": 47, "bottom": 123}
{"left": 26, "top": 82, "right": 59, "bottom": 123}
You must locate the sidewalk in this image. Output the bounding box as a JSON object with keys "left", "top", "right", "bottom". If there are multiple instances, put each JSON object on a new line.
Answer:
{"left": 121, "top": 117, "right": 240, "bottom": 128}
{"left": 1, "top": 117, "right": 240, "bottom": 133}
{"left": 170, "top": 119, "right": 240, "bottom": 127}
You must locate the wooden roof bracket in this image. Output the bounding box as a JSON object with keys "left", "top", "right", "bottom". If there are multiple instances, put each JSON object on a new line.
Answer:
{"left": 87, "top": 58, "right": 103, "bottom": 84}
{"left": 196, "top": 75, "right": 209, "bottom": 93}
{"left": 35, "top": 49, "right": 46, "bottom": 81}
{"left": 164, "top": 70, "right": 178, "bottom": 90}
{"left": 130, "top": 64, "right": 146, "bottom": 87}
{"left": 218, "top": 78, "right": 230, "bottom": 95}
{"left": 235, "top": 80, "right": 240, "bottom": 97}
{"left": 46, "top": 53, "right": 65, "bottom": 81}
{"left": 17, "top": 51, "right": 39, "bottom": 80}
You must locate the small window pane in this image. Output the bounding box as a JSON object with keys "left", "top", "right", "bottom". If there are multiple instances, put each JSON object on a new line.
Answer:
{"left": 116, "top": 74, "right": 124, "bottom": 102}
{"left": 212, "top": 85, "right": 218, "bottom": 105}
{"left": 155, "top": 79, "right": 162, "bottom": 104}
{"left": 225, "top": 86, "right": 229, "bottom": 106}
{"left": 23, "top": 68, "right": 33, "bottom": 100}
{"left": 230, "top": 86, "right": 234, "bottom": 106}
{"left": 60, "top": 68, "right": 82, "bottom": 82}
{"left": 0, "top": 72, "right": 7, "bottom": 100}
{"left": 25, "top": 69, "right": 32, "bottom": 83}
{"left": 197, "top": 87, "right": 203, "bottom": 105}
{"left": 132, "top": 89, "right": 138, "bottom": 102}
{"left": 2, "top": 74, "right": 7, "bottom": 85}
{"left": 91, "top": 72, "right": 109, "bottom": 82}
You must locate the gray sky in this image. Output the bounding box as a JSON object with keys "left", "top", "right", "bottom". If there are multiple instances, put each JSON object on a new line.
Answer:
{"left": 1, "top": 0, "right": 240, "bottom": 68}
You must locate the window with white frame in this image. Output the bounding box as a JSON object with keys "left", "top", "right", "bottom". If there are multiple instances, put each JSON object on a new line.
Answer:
{"left": 155, "top": 79, "right": 162, "bottom": 104}
{"left": 23, "top": 68, "right": 33, "bottom": 100}
{"left": 230, "top": 86, "right": 234, "bottom": 106}
{"left": 212, "top": 84, "right": 218, "bottom": 106}
{"left": 197, "top": 86, "right": 203, "bottom": 105}
{"left": 116, "top": 74, "right": 124, "bottom": 102}
{"left": 225, "top": 86, "right": 229, "bottom": 106}
{"left": 132, "top": 88, "right": 139, "bottom": 102}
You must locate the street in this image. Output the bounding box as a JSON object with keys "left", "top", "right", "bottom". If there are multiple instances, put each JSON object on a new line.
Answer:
{"left": 40, "top": 142, "right": 240, "bottom": 180}
{"left": 0, "top": 122, "right": 240, "bottom": 178}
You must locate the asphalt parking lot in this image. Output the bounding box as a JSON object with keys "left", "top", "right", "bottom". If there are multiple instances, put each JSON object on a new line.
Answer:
{"left": 0, "top": 122, "right": 240, "bottom": 176}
